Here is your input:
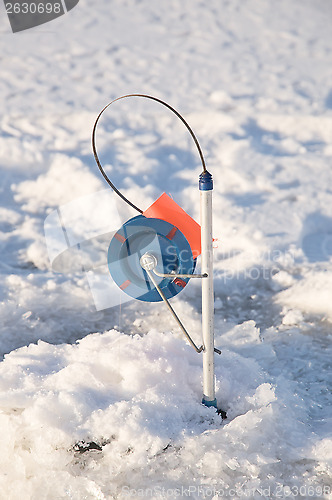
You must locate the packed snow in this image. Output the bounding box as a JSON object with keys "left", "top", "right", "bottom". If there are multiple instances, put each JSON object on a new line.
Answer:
{"left": 1, "top": 0, "right": 332, "bottom": 498}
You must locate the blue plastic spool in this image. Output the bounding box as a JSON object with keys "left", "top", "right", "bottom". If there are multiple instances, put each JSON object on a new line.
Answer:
{"left": 108, "top": 215, "right": 196, "bottom": 302}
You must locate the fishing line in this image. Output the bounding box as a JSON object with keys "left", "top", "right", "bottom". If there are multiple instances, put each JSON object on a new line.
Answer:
{"left": 92, "top": 94, "right": 207, "bottom": 213}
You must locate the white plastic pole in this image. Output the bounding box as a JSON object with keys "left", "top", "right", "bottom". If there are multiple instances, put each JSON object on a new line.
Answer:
{"left": 200, "top": 171, "right": 217, "bottom": 408}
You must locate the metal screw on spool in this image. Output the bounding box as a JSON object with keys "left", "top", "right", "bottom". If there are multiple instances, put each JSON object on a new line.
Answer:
{"left": 140, "top": 253, "right": 157, "bottom": 271}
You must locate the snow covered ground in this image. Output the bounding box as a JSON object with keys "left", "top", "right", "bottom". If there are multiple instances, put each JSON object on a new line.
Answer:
{"left": 1, "top": 0, "right": 332, "bottom": 498}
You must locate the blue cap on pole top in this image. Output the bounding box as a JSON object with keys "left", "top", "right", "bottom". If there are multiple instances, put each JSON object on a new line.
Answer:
{"left": 199, "top": 170, "right": 213, "bottom": 191}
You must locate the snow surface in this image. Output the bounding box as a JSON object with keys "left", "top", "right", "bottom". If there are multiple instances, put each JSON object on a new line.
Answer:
{"left": 1, "top": 0, "right": 332, "bottom": 498}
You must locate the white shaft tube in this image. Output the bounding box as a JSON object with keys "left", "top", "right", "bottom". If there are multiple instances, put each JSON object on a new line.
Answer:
{"left": 200, "top": 171, "right": 217, "bottom": 408}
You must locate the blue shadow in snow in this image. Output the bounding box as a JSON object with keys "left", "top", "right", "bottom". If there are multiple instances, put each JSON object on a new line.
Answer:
{"left": 242, "top": 119, "right": 295, "bottom": 157}
{"left": 225, "top": 192, "right": 266, "bottom": 207}
{"left": 301, "top": 213, "right": 332, "bottom": 263}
